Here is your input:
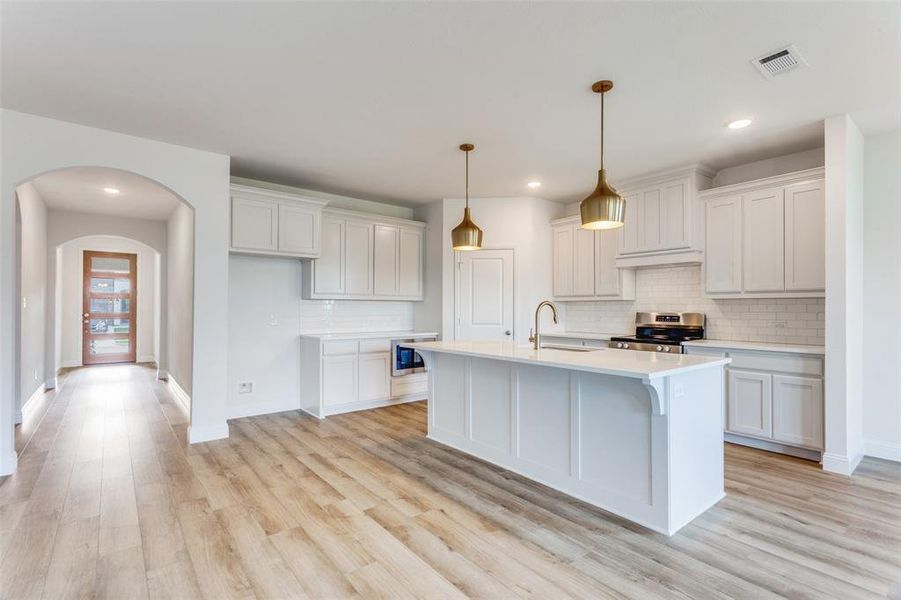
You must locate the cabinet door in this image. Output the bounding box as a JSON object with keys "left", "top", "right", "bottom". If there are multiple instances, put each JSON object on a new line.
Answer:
{"left": 784, "top": 182, "right": 825, "bottom": 292}
{"left": 743, "top": 188, "right": 785, "bottom": 292}
{"left": 572, "top": 226, "right": 595, "bottom": 296}
{"left": 552, "top": 224, "right": 574, "bottom": 297}
{"left": 705, "top": 196, "right": 743, "bottom": 293}
{"left": 358, "top": 352, "right": 391, "bottom": 402}
{"left": 594, "top": 228, "right": 620, "bottom": 296}
{"left": 660, "top": 180, "right": 690, "bottom": 250}
{"left": 398, "top": 228, "right": 423, "bottom": 297}
{"left": 773, "top": 375, "right": 823, "bottom": 449}
{"left": 314, "top": 217, "right": 345, "bottom": 295}
{"left": 322, "top": 355, "right": 357, "bottom": 407}
{"left": 373, "top": 224, "right": 399, "bottom": 296}
{"left": 231, "top": 197, "right": 277, "bottom": 251}
{"left": 640, "top": 188, "right": 662, "bottom": 250}
{"left": 278, "top": 203, "right": 319, "bottom": 255}
{"left": 344, "top": 221, "right": 373, "bottom": 295}
{"left": 620, "top": 193, "right": 641, "bottom": 254}
{"left": 727, "top": 369, "right": 772, "bottom": 438}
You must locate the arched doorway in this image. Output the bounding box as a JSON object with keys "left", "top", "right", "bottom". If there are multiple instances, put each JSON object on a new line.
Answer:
{"left": 11, "top": 166, "right": 195, "bottom": 458}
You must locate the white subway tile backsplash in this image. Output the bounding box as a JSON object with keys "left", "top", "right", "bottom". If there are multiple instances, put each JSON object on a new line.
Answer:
{"left": 299, "top": 299, "right": 413, "bottom": 334}
{"left": 564, "top": 265, "right": 824, "bottom": 345}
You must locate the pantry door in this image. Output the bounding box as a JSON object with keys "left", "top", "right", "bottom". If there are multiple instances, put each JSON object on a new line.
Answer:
{"left": 82, "top": 251, "right": 137, "bottom": 365}
{"left": 455, "top": 248, "right": 515, "bottom": 341}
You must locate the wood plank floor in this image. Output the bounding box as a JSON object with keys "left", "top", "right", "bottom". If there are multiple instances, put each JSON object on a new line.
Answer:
{"left": 1, "top": 364, "right": 898, "bottom": 599}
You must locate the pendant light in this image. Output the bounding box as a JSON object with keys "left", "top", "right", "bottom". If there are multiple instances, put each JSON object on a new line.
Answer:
{"left": 580, "top": 80, "right": 625, "bottom": 230}
{"left": 451, "top": 143, "right": 483, "bottom": 251}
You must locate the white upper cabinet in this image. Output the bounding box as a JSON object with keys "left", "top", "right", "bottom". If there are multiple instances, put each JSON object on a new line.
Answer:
{"left": 551, "top": 217, "right": 635, "bottom": 300}
{"left": 701, "top": 168, "right": 825, "bottom": 299}
{"left": 704, "top": 196, "right": 742, "bottom": 293}
{"left": 784, "top": 181, "right": 826, "bottom": 292}
{"left": 303, "top": 208, "right": 425, "bottom": 301}
{"left": 614, "top": 167, "right": 713, "bottom": 267}
{"left": 743, "top": 187, "right": 785, "bottom": 293}
{"left": 230, "top": 184, "right": 327, "bottom": 258}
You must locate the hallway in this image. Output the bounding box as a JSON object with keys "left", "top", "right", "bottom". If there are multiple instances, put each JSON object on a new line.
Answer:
{"left": 1, "top": 365, "right": 899, "bottom": 599}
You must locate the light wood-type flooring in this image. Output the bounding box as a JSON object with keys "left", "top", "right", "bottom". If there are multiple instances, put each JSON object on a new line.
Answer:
{"left": 1, "top": 364, "right": 899, "bottom": 599}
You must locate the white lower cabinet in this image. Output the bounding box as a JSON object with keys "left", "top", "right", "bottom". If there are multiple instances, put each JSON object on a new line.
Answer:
{"left": 727, "top": 370, "right": 772, "bottom": 438}
{"left": 301, "top": 336, "right": 429, "bottom": 418}
{"left": 685, "top": 345, "right": 824, "bottom": 456}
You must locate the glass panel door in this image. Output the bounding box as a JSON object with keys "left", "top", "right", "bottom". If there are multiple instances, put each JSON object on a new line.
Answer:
{"left": 82, "top": 251, "right": 137, "bottom": 365}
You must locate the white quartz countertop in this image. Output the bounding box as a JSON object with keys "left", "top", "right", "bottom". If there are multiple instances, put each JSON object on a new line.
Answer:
{"left": 300, "top": 330, "right": 438, "bottom": 341}
{"left": 539, "top": 331, "right": 624, "bottom": 341}
{"left": 683, "top": 339, "right": 825, "bottom": 355}
{"left": 408, "top": 340, "right": 730, "bottom": 380}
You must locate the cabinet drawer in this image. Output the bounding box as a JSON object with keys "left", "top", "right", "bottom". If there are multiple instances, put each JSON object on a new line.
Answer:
{"left": 359, "top": 339, "right": 391, "bottom": 353}
{"left": 391, "top": 373, "right": 428, "bottom": 398}
{"left": 728, "top": 351, "right": 822, "bottom": 376}
{"left": 684, "top": 346, "right": 727, "bottom": 358}
{"left": 322, "top": 340, "right": 359, "bottom": 356}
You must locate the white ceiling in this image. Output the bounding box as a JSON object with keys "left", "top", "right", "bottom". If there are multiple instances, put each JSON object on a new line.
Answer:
{"left": 2, "top": 2, "right": 898, "bottom": 206}
{"left": 29, "top": 167, "right": 181, "bottom": 221}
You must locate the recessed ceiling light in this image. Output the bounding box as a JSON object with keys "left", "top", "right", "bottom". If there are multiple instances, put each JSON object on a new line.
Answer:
{"left": 727, "top": 118, "right": 753, "bottom": 130}
{"left": 527, "top": 181, "right": 541, "bottom": 188}
{"left": 103, "top": 187, "right": 121, "bottom": 195}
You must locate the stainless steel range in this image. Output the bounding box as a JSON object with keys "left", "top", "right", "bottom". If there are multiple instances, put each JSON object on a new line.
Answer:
{"left": 608, "top": 312, "right": 705, "bottom": 353}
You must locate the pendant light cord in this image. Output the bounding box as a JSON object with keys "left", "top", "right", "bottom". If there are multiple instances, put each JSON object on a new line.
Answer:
{"left": 465, "top": 149, "right": 470, "bottom": 209}
{"left": 600, "top": 91, "right": 605, "bottom": 171}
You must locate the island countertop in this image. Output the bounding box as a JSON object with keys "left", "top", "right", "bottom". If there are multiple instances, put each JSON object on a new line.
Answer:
{"left": 408, "top": 340, "right": 730, "bottom": 380}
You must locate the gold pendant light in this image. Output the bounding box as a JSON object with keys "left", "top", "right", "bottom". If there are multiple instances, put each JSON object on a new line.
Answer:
{"left": 580, "top": 80, "right": 625, "bottom": 230}
{"left": 451, "top": 143, "right": 483, "bottom": 251}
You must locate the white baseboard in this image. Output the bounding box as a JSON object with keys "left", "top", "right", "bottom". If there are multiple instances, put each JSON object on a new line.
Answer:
{"left": 188, "top": 421, "right": 230, "bottom": 444}
{"left": 166, "top": 376, "right": 191, "bottom": 418}
{"left": 60, "top": 360, "right": 81, "bottom": 368}
{"left": 17, "top": 383, "right": 46, "bottom": 424}
{"left": 822, "top": 451, "right": 865, "bottom": 476}
{"left": 228, "top": 399, "right": 300, "bottom": 420}
{"left": 864, "top": 439, "right": 901, "bottom": 462}
{"left": 0, "top": 450, "right": 17, "bottom": 476}
{"left": 137, "top": 355, "right": 156, "bottom": 364}
{"left": 45, "top": 377, "right": 58, "bottom": 390}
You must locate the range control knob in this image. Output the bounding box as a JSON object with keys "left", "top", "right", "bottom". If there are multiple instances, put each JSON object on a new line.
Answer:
{"left": 616, "top": 342, "right": 624, "bottom": 349}
{"left": 663, "top": 346, "right": 672, "bottom": 353}
{"left": 656, "top": 345, "right": 664, "bottom": 352}
{"left": 622, "top": 343, "right": 630, "bottom": 349}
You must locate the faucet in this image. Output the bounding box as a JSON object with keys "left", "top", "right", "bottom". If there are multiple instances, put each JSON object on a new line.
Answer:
{"left": 529, "top": 300, "right": 559, "bottom": 350}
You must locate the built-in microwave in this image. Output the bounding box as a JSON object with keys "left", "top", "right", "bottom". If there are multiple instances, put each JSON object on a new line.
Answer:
{"left": 391, "top": 336, "right": 436, "bottom": 376}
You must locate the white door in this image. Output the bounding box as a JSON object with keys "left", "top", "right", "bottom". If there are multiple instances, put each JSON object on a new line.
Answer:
{"left": 344, "top": 221, "right": 373, "bottom": 295}
{"left": 641, "top": 188, "right": 662, "bottom": 250}
{"left": 398, "top": 228, "right": 423, "bottom": 297}
{"left": 772, "top": 375, "right": 823, "bottom": 449}
{"left": 572, "top": 227, "right": 595, "bottom": 296}
{"left": 620, "top": 193, "right": 641, "bottom": 254}
{"left": 660, "top": 180, "right": 690, "bottom": 250}
{"left": 552, "top": 225, "right": 573, "bottom": 297}
{"left": 743, "top": 187, "right": 785, "bottom": 293}
{"left": 594, "top": 228, "right": 620, "bottom": 296}
{"left": 231, "top": 197, "right": 277, "bottom": 251}
{"left": 705, "top": 196, "right": 743, "bottom": 293}
{"left": 277, "top": 203, "right": 319, "bottom": 255}
{"left": 358, "top": 352, "right": 391, "bottom": 402}
{"left": 727, "top": 369, "right": 773, "bottom": 438}
{"left": 314, "top": 217, "right": 344, "bottom": 295}
{"left": 373, "top": 224, "right": 399, "bottom": 296}
{"left": 456, "top": 249, "right": 515, "bottom": 341}
{"left": 322, "top": 355, "right": 357, "bottom": 407}
{"left": 784, "top": 182, "right": 825, "bottom": 292}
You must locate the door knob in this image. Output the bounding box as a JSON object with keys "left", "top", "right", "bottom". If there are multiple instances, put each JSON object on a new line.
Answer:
{"left": 504, "top": 330, "right": 512, "bottom": 336}
{"left": 83, "top": 313, "right": 89, "bottom": 318}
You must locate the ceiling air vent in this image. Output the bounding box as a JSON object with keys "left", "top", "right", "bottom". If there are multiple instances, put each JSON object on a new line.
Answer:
{"left": 751, "top": 44, "right": 807, "bottom": 80}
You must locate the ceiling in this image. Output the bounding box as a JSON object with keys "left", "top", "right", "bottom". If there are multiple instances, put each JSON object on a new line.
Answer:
{"left": 29, "top": 167, "right": 181, "bottom": 220}
{"left": 2, "top": 2, "right": 898, "bottom": 206}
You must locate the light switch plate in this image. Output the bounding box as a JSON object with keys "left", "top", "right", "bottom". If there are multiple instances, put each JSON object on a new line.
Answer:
{"left": 238, "top": 381, "right": 253, "bottom": 394}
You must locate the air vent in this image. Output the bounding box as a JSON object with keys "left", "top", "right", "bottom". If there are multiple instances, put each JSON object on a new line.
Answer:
{"left": 751, "top": 44, "right": 807, "bottom": 80}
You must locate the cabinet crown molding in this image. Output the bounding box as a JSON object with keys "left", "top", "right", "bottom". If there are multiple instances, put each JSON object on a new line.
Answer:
{"left": 323, "top": 206, "right": 426, "bottom": 229}
{"left": 230, "top": 183, "right": 330, "bottom": 206}
{"left": 613, "top": 163, "right": 716, "bottom": 192}
{"left": 699, "top": 167, "right": 825, "bottom": 200}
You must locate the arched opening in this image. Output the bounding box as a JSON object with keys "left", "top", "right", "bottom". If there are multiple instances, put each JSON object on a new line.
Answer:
{"left": 12, "top": 166, "right": 195, "bottom": 451}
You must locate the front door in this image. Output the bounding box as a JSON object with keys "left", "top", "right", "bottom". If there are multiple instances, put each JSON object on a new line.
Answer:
{"left": 82, "top": 251, "right": 137, "bottom": 365}
{"left": 455, "top": 249, "right": 515, "bottom": 340}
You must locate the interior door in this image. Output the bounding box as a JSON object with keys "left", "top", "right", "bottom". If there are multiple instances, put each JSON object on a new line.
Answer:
{"left": 456, "top": 249, "right": 514, "bottom": 340}
{"left": 82, "top": 251, "right": 137, "bottom": 365}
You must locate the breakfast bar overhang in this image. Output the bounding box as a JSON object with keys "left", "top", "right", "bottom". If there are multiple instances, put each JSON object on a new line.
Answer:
{"left": 409, "top": 341, "right": 732, "bottom": 535}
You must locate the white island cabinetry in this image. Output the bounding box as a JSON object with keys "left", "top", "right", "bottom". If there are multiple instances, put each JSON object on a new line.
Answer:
{"left": 410, "top": 341, "right": 730, "bottom": 535}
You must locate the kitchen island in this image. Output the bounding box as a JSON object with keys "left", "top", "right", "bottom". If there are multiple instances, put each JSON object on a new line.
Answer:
{"left": 408, "top": 340, "right": 731, "bottom": 535}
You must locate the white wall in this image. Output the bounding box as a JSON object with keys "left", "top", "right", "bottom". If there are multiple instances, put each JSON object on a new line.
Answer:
{"left": 56, "top": 236, "right": 160, "bottom": 368}
{"left": 862, "top": 130, "right": 901, "bottom": 461}
{"left": 823, "top": 114, "right": 865, "bottom": 475}
{"left": 167, "top": 203, "right": 194, "bottom": 399}
{"left": 712, "top": 147, "right": 824, "bottom": 187}
{"left": 1, "top": 110, "right": 230, "bottom": 475}
{"left": 15, "top": 183, "right": 47, "bottom": 420}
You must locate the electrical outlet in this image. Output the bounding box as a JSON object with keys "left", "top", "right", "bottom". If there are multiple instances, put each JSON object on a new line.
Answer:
{"left": 22, "top": 297, "right": 27, "bottom": 309}
{"left": 772, "top": 321, "right": 787, "bottom": 329}
{"left": 673, "top": 383, "right": 685, "bottom": 398}
{"left": 238, "top": 381, "right": 253, "bottom": 394}
{"left": 269, "top": 314, "right": 278, "bottom": 326}
{"left": 34, "top": 369, "right": 38, "bottom": 381}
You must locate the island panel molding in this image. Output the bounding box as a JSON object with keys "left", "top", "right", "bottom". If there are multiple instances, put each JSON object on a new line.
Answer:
{"left": 414, "top": 342, "right": 730, "bottom": 535}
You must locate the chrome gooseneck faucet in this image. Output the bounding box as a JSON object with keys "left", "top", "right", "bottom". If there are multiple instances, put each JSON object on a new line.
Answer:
{"left": 529, "top": 300, "right": 559, "bottom": 350}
